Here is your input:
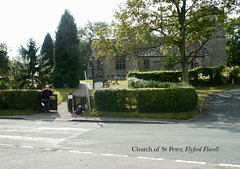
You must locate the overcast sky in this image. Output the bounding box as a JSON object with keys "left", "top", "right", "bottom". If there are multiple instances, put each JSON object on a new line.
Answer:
{"left": 0, "top": 0, "right": 126, "bottom": 59}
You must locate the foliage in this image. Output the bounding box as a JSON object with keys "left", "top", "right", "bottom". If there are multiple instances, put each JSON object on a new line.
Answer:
{"left": 226, "top": 17, "right": 240, "bottom": 66}
{"left": 229, "top": 65, "right": 240, "bottom": 83}
{"left": 128, "top": 77, "right": 189, "bottom": 88}
{"left": 39, "top": 33, "right": 54, "bottom": 87}
{"left": 78, "top": 21, "right": 110, "bottom": 80}
{"left": 17, "top": 38, "right": 39, "bottom": 88}
{"left": 0, "top": 90, "right": 42, "bottom": 111}
{"left": 94, "top": 87, "right": 198, "bottom": 113}
{"left": 0, "top": 43, "right": 9, "bottom": 76}
{"left": 128, "top": 70, "right": 181, "bottom": 82}
{"left": 53, "top": 10, "right": 80, "bottom": 88}
{"left": 93, "top": 0, "right": 236, "bottom": 84}
{"left": 128, "top": 65, "right": 229, "bottom": 86}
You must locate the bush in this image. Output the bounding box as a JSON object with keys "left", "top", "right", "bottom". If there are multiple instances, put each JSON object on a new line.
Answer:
{"left": 0, "top": 90, "right": 42, "bottom": 111}
{"left": 94, "top": 88, "right": 129, "bottom": 111}
{"left": 94, "top": 87, "right": 198, "bottom": 113}
{"left": 128, "top": 65, "right": 227, "bottom": 86}
{"left": 229, "top": 66, "right": 240, "bottom": 84}
{"left": 128, "top": 77, "right": 189, "bottom": 88}
{"left": 127, "top": 70, "right": 182, "bottom": 82}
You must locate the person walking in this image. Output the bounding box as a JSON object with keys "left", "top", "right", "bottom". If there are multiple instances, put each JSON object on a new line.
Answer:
{"left": 41, "top": 85, "right": 53, "bottom": 112}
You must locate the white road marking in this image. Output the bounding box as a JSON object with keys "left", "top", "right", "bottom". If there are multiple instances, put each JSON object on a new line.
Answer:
{"left": 0, "top": 135, "right": 65, "bottom": 145}
{"left": 219, "top": 163, "right": 240, "bottom": 168}
{"left": 0, "top": 143, "right": 13, "bottom": 147}
{"left": 101, "top": 153, "right": 128, "bottom": 158}
{"left": 35, "top": 127, "right": 89, "bottom": 131}
{"left": 21, "top": 146, "right": 34, "bottom": 149}
{"left": 175, "top": 160, "right": 206, "bottom": 165}
{"left": 137, "top": 157, "right": 164, "bottom": 161}
{"left": 69, "top": 150, "right": 93, "bottom": 154}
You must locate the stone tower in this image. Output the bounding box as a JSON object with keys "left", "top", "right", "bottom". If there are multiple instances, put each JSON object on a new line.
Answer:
{"left": 204, "top": 28, "right": 227, "bottom": 67}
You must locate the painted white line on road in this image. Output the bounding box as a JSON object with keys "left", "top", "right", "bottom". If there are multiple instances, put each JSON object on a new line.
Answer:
{"left": 0, "top": 143, "right": 13, "bottom": 147}
{"left": 175, "top": 160, "right": 206, "bottom": 165}
{"left": 69, "top": 150, "right": 93, "bottom": 154}
{"left": 138, "top": 157, "right": 164, "bottom": 161}
{"left": 35, "top": 127, "right": 89, "bottom": 131}
{"left": 21, "top": 146, "right": 34, "bottom": 149}
{"left": 0, "top": 135, "right": 65, "bottom": 145}
{"left": 101, "top": 153, "right": 128, "bottom": 158}
{"left": 219, "top": 163, "right": 240, "bottom": 168}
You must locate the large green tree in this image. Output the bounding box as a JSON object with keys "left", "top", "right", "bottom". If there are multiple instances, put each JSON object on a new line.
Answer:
{"left": 78, "top": 21, "right": 109, "bottom": 79}
{"left": 226, "top": 17, "right": 240, "bottom": 66}
{"left": 39, "top": 33, "right": 54, "bottom": 87}
{"left": 52, "top": 10, "right": 80, "bottom": 88}
{"left": 93, "top": 0, "right": 237, "bottom": 83}
{"left": 19, "top": 38, "right": 39, "bottom": 88}
{"left": 0, "top": 43, "right": 9, "bottom": 75}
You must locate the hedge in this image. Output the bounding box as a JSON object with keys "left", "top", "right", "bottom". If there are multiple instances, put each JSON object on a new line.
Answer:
{"left": 127, "top": 65, "right": 231, "bottom": 86}
{"left": 128, "top": 77, "right": 189, "bottom": 88}
{"left": 94, "top": 87, "right": 198, "bottom": 113}
{"left": 127, "top": 70, "right": 182, "bottom": 82}
{"left": 0, "top": 91, "right": 42, "bottom": 111}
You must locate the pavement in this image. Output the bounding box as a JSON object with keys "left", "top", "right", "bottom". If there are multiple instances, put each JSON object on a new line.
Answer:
{"left": 1, "top": 82, "right": 240, "bottom": 124}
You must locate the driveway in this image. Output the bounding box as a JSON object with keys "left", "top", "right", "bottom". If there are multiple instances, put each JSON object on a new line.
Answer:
{"left": 198, "top": 88, "right": 240, "bottom": 124}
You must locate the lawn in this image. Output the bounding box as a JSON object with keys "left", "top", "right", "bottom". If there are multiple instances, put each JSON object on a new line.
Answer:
{"left": 53, "top": 87, "right": 78, "bottom": 104}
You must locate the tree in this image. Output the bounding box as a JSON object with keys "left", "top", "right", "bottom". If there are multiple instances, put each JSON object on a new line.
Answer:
{"left": 78, "top": 21, "right": 109, "bottom": 79}
{"left": 39, "top": 33, "right": 54, "bottom": 87}
{"left": 53, "top": 10, "right": 80, "bottom": 88}
{"left": 19, "top": 38, "right": 39, "bottom": 88}
{"left": 226, "top": 17, "right": 240, "bottom": 66}
{"left": 0, "top": 43, "right": 9, "bottom": 75}
{"left": 93, "top": 0, "right": 237, "bottom": 84}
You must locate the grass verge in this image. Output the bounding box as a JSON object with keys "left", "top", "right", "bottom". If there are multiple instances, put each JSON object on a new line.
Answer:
{"left": 80, "top": 110, "right": 195, "bottom": 120}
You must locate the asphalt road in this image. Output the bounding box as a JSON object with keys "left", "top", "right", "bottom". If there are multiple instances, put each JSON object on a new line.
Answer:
{"left": 0, "top": 118, "right": 239, "bottom": 169}
{"left": 0, "top": 88, "right": 239, "bottom": 168}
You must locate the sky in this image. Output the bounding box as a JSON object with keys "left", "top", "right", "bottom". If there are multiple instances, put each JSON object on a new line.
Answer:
{"left": 0, "top": 0, "right": 127, "bottom": 59}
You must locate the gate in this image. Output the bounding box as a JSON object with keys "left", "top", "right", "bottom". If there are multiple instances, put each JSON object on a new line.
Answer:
{"left": 67, "top": 94, "right": 90, "bottom": 112}
{"left": 49, "top": 94, "right": 58, "bottom": 110}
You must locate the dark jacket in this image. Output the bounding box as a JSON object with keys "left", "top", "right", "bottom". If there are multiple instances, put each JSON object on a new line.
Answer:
{"left": 41, "top": 89, "right": 53, "bottom": 99}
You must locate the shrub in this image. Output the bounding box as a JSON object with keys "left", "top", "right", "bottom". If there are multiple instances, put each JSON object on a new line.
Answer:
{"left": 0, "top": 90, "right": 42, "bottom": 111}
{"left": 94, "top": 87, "right": 198, "bottom": 113}
{"left": 128, "top": 65, "right": 227, "bottom": 86}
{"left": 127, "top": 70, "right": 182, "bottom": 82}
{"left": 229, "top": 66, "right": 240, "bottom": 84}
{"left": 94, "top": 88, "right": 129, "bottom": 111}
{"left": 128, "top": 77, "right": 189, "bottom": 88}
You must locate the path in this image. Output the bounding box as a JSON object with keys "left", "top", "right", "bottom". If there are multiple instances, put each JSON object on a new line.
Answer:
{"left": 57, "top": 81, "right": 91, "bottom": 120}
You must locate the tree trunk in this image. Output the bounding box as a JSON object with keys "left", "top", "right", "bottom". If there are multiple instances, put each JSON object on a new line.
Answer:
{"left": 181, "top": 61, "right": 189, "bottom": 84}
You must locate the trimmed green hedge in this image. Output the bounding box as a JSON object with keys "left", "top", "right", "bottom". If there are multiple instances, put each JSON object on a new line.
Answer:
{"left": 0, "top": 91, "right": 42, "bottom": 111}
{"left": 128, "top": 77, "right": 189, "bottom": 88}
{"left": 94, "top": 87, "right": 198, "bottom": 113}
{"left": 127, "top": 65, "right": 230, "bottom": 86}
{"left": 127, "top": 70, "right": 182, "bottom": 82}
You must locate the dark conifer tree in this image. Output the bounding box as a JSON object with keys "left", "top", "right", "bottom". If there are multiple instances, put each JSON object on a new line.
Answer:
{"left": 52, "top": 10, "right": 80, "bottom": 88}
{"left": 39, "top": 33, "right": 54, "bottom": 87}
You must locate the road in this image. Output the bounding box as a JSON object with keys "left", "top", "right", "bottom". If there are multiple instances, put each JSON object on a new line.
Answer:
{"left": 0, "top": 118, "right": 239, "bottom": 169}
